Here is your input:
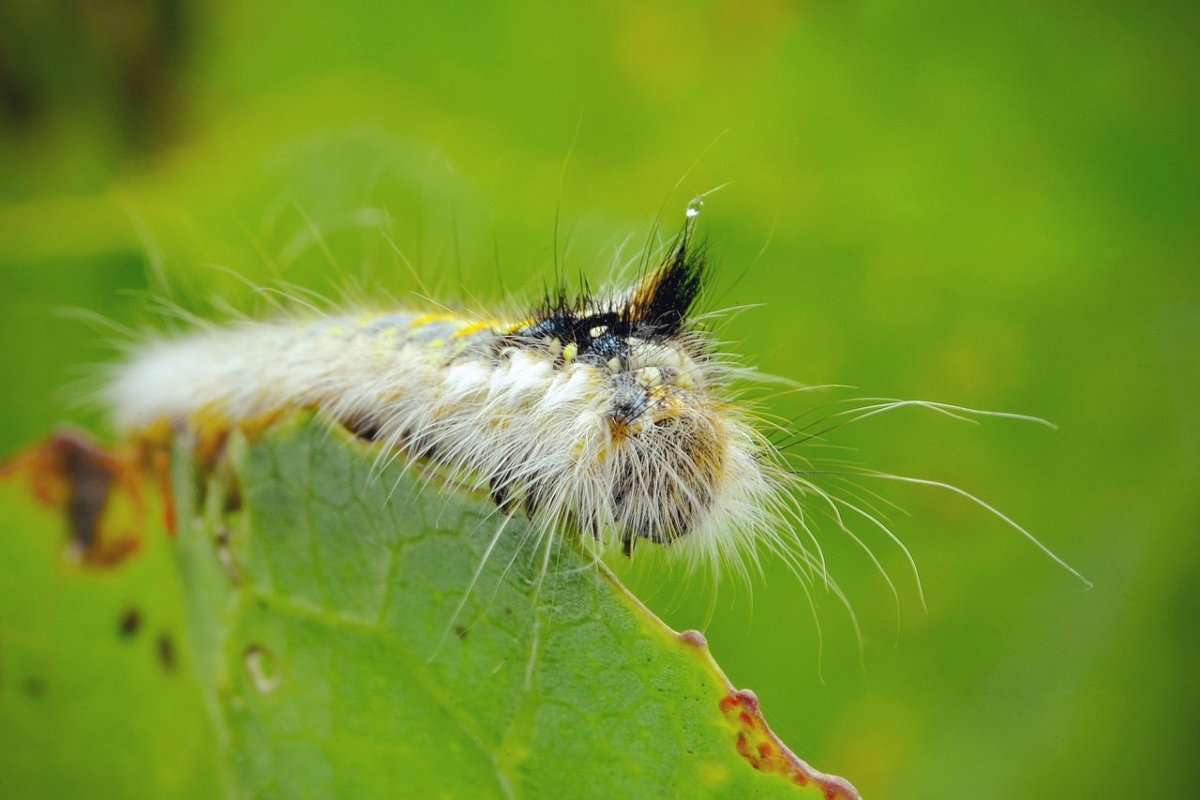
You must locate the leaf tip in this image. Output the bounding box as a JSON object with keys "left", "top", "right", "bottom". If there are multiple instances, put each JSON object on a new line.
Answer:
{"left": 720, "top": 690, "right": 862, "bottom": 799}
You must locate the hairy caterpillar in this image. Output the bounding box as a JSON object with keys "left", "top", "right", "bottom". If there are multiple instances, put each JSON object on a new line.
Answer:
{"left": 104, "top": 200, "right": 1088, "bottom": 604}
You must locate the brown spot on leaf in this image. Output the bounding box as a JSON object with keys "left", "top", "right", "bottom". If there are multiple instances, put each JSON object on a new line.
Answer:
{"left": 119, "top": 606, "right": 142, "bottom": 638}
{"left": 223, "top": 480, "right": 243, "bottom": 513}
{"left": 215, "top": 526, "right": 242, "bottom": 585}
{"left": 156, "top": 632, "right": 176, "bottom": 672}
{"left": 0, "top": 430, "right": 145, "bottom": 567}
{"left": 140, "top": 445, "right": 176, "bottom": 536}
{"left": 719, "top": 690, "right": 862, "bottom": 799}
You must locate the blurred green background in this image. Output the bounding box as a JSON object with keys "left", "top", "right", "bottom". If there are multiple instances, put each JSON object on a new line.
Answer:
{"left": 1, "top": 1, "right": 1197, "bottom": 797}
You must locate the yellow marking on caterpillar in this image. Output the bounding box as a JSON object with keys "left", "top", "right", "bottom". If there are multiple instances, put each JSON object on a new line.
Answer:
{"left": 452, "top": 320, "right": 500, "bottom": 339}
{"left": 499, "top": 317, "right": 537, "bottom": 334}
{"left": 409, "top": 313, "right": 457, "bottom": 329}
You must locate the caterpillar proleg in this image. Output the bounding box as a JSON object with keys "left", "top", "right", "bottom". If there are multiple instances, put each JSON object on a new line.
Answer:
{"left": 104, "top": 200, "right": 1088, "bottom": 600}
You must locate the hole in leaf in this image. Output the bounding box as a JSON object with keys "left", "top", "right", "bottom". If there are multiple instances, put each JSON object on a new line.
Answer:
{"left": 244, "top": 645, "right": 281, "bottom": 694}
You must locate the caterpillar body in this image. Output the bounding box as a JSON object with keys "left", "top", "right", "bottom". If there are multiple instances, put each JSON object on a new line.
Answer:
{"left": 105, "top": 205, "right": 1087, "bottom": 596}
{"left": 107, "top": 213, "right": 795, "bottom": 580}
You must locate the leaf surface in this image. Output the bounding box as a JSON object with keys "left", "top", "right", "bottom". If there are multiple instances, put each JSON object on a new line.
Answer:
{"left": 0, "top": 416, "right": 860, "bottom": 799}
{"left": 185, "top": 414, "right": 859, "bottom": 798}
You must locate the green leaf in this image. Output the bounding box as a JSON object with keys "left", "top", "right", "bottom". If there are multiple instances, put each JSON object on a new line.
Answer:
{"left": 1, "top": 415, "right": 860, "bottom": 799}
{"left": 0, "top": 434, "right": 221, "bottom": 799}
{"left": 181, "top": 413, "right": 859, "bottom": 798}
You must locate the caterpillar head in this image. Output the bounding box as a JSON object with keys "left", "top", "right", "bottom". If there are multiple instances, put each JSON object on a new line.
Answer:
{"left": 507, "top": 222, "right": 780, "bottom": 563}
